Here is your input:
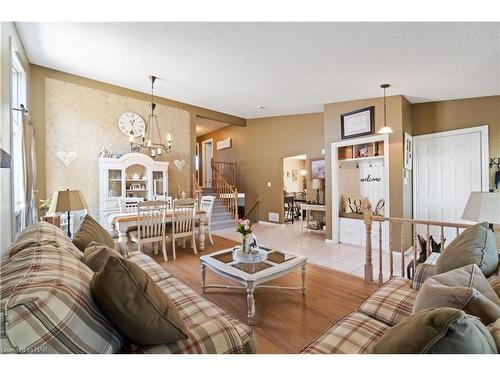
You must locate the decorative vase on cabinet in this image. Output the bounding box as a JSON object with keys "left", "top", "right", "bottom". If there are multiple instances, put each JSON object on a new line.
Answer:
{"left": 98, "top": 152, "right": 169, "bottom": 227}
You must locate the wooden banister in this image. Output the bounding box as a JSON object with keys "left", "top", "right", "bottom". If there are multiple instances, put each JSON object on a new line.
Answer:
{"left": 363, "top": 204, "right": 472, "bottom": 285}
{"left": 212, "top": 160, "right": 236, "bottom": 187}
{"left": 212, "top": 166, "right": 239, "bottom": 221}
{"left": 243, "top": 199, "right": 260, "bottom": 220}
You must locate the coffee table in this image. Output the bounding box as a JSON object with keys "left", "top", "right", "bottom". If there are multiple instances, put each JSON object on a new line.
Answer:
{"left": 200, "top": 247, "right": 307, "bottom": 324}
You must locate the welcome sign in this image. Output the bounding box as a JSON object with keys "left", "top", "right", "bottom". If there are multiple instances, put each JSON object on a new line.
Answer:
{"left": 360, "top": 174, "right": 381, "bottom": 182}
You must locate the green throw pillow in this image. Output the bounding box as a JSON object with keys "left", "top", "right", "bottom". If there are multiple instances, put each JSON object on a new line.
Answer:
{"left": 72, "top": 214, "right": 116, "bottom": 252}
{"left": 90, "top": 256, "right": 188, "bottom": 345}
{"left": 371, "top": 308, "right": 497, "bottom": 354}
{"left": 413, "top": 264, "right": 500, "bottom": 325}
{"left": 83, "top": 241, "right": 123, "bottom": 272}
{"left": 435, "top": 222, "right": 499, "bottom": 277}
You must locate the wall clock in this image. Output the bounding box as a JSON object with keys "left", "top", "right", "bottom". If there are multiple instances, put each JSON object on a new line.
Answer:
{"left": 118, "top": 112, "right": 146, "bottom": 138}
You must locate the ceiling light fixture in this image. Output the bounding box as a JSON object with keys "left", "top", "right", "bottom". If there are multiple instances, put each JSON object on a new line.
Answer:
{"left": 131, "top": 75, "right": 172, "bottom": 157}
{"left": 257, "top": 105, "right": 266, "bottom": 109}
{"left": 377, "top": 83, "right": 393, "bottom": 134}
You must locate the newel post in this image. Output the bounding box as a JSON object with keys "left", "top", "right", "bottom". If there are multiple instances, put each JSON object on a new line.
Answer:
{"left": 363, "top": 200, "right": 373, "bottom": 283}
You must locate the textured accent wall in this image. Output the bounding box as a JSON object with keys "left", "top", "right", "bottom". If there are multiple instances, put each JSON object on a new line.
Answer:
{"left": 44, "top": 77, "right": 191, "bottom": 216}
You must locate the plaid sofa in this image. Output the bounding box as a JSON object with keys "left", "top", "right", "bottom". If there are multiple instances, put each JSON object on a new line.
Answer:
{"left": 301, "top": 261, "right": 500, "bottom": 354}
{"left": 1, "top": 222, "right": 256, "bottom": 354}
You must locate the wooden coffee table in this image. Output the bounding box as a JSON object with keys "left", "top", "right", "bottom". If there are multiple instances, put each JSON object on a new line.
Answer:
{"left": 200, "top": 248, "right": 307, "bottom": 324}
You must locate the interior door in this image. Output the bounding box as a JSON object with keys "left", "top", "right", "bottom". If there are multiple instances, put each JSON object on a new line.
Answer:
{"left": 415, "top": 131, "right": 483, "bottom": 242}
{"left": 203, "top": 141, "right": 212, "bottom": 188}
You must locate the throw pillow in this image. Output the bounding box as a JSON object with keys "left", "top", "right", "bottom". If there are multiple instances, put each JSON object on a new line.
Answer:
{"left": 435, "top": 222, "right": 498, "bottom": 277}
{"left": 72, "top": 214, "right": 116, "bottom": 252}
{"left": 90, "top": 256, "right": 188, "bottom": 345}
{"left": 83, "top": 241, "right": 123, "bottom": 272}
{"left": 413, "top": 264, "right": 500, "bottom": 325}
{"left": 370, "top": 308, "right": 497, "bottom": 354}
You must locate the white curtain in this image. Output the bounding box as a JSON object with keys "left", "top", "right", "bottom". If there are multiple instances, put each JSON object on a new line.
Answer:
{"left": 21, "top": 112, "right": 37, "bottom": 227}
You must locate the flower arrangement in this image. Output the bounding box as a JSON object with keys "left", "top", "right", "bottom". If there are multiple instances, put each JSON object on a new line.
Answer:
{"left": 235, "top": 219, "right": 253, "bottom": 253}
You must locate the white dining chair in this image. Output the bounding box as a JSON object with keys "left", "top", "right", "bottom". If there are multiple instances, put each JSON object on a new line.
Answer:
{"left": 169, "top": 198, "right": 197, "bottom": 260}
{"left": 119, "top": 197, "right": 144, "bottom": 213}
{"left": 199, "top": 195, "right": 215, "bottom": 245}
{"left": 129, "top": 200, "right": 168, "bottom": 261}
{"left": 153, "top": 195, "right": 173, "bottom": 210}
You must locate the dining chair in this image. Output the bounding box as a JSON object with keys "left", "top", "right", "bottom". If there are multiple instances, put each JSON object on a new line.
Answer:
{"left": 170, "top": 198, "right": 197, "bottom": 260}
{"left": 129, "top": 200, "right": 168, "bottom": 261}
{"left": 153, "top": 194, "right": 173, "bottom": 210}
{"left": 199, "top": 195, "right": 215, "bottom": 245}
{"left": 119, "top": 197, "right": 144, "bottom": 213}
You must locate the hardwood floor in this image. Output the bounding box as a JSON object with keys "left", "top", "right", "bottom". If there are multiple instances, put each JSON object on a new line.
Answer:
{"left": 139, "top": 235, "right": 377, "bottom": 354}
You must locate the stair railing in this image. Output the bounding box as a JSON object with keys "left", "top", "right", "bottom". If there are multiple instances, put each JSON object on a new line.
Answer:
{"left": 243, "top": 199, "right": 260, "bottom": 220}
{"left": 363, "top": 201, "right": 472, "bottom": 285}
{"left": 192, "top": 173, "right": 202, "bottom": 206}
{"left": 211, "top": 160, "right": 236, "bottom": 187}
{"left": 212, "top": 167, "right": 239, "bottom": 221}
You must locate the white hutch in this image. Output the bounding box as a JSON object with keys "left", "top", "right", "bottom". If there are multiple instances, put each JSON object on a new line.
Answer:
{"left": 98, "top": 152, "right": 169, "bottom": 225}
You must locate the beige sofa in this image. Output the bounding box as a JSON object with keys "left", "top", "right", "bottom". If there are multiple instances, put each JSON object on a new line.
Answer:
{"left": 1, "top": 221, "right": 256, "bottom": 354}
{"left": 301, "top": 260, "right": 500, "bottom": 354}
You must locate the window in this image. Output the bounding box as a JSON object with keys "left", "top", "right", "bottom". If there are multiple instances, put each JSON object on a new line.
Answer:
{"left": 11, "top": 43, "right": 27, "bottom": 234}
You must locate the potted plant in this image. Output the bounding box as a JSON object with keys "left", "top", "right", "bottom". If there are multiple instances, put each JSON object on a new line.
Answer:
{"left": 39, "top": 197, "right": 52, "bottom": 217}
{"left": 235, "top": 219, "right": 253, "bottom": 253}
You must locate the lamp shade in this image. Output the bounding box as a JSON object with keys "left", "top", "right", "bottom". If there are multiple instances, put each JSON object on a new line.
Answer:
{"left": 312, "top": 178, "right": 323, "bottom": 190}
{"left": 461, "top": 192, "right": 500, "bottom": 224}
{"left": 48, "top": 189, "right": 88, "bottom": 214}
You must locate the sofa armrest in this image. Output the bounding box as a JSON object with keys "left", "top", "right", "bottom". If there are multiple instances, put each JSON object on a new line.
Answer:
{"left": 412, "top": 263, "right": 436, "bottom": 290}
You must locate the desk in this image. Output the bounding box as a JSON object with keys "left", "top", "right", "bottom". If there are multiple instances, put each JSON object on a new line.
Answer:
{"left": 300, "top": 203, "right": 326, "bottom": 233}
{"left": 110, "top": 210, "right": 208, "bottom": 251}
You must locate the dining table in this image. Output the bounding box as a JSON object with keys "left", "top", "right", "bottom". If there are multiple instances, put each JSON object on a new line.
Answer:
{"left": 108, "top": 209, "right": 208, "bottom": 251}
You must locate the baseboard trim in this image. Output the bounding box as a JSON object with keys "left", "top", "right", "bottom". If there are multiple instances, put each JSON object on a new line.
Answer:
{"left": 258, "top": 220, "right": 284, "bottom": 226}
{"left": 325, "top": 238, "right": 336, "bottom": 244}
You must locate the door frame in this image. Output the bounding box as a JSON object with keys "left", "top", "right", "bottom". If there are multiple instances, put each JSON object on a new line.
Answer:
{"left": 412, "top": 125, "right": 489, "bottom": 221}
{"left": 201, "top": 139, "right": 213, "bottom": 188}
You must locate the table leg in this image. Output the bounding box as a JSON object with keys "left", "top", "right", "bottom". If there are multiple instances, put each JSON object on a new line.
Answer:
{"left": 246, "top": 283, "right": 255, "bottom": 324}
{"left": 301, "top": 262, "right": 307, "bottom": 296}
{"left": 201, "top": 263, "right": 206, "bottom": 293}
{"left": 117, "top": 222, "right": 130, "bottom": 253}
{"left": 199, "top": 218, "right": 206, "bottom": 251}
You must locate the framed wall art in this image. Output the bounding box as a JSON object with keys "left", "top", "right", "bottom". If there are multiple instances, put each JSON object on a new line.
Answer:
{"left": 404, "top": 132, "right": 413, "bottom": 170}
{"left": 340, "top": 106, "right": 374, "bottom": 139}
{"left": 309, "top": 157, "right": 325, "bottom": 180}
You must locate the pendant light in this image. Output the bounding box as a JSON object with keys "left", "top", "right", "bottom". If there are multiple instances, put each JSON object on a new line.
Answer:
{"left": 377, "top": 83, "right": 393, "bottom": 134}
{"left": 131, "top": 75, "right": 172, "bottom": 156}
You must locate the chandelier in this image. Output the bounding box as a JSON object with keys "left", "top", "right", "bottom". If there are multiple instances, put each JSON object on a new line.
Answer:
{"left": 131, "top": 75, "right": 172, "bottom": 156}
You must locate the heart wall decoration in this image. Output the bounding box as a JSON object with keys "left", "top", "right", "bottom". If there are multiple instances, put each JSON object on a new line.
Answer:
{"left": 56, "top": 151, "right": 78, "bottom": 167}
{"left": 173, "top": 159, "right": 186, "bottom": 171}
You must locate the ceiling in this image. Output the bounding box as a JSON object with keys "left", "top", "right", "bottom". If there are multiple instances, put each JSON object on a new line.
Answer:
{"left": 196, "top": 117, "right": 231, "bottom": 136}
{"left": 17, "top": 22, "right": 500, "bottom": 118}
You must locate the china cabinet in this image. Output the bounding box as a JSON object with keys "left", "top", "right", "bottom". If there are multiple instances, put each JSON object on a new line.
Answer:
{"left": 98, "top": 152, "right": 168, "bottom": 225}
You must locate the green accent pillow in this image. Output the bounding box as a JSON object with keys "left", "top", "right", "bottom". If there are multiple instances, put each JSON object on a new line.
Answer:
{"left": 90, "top": 256, "right": 188, "bottom": 345}
{"left": 435, "top": 222, "right": 499, "bottom": 277}
{"left": 83, "top": 241, "right": 123, "bottom": 272}
{"left": 371, "top": 308, "right": 497, "bottom": 354}
{"left": 413, "top": 264, "right": 500, "bottom": 325}
{"left": 72, "top": 214, "right": 116, "bottom": 252}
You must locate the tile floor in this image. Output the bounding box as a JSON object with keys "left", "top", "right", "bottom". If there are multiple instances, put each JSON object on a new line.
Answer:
{"left": 213, "top": 221, "right": 411, "bottom": 282}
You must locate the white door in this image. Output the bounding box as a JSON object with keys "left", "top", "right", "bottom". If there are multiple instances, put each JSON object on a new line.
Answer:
{"left": 202, "top": 140, "right": 213, "bottom": 188}
{"left": 414, "top": 128, "right": 487, "bottom": 242}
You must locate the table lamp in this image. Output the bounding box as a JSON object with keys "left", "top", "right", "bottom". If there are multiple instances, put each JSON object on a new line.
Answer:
{"left": 48, "top": 189, "right": 88, "bottom": 237}
{"left": 461, "top": 192, "right": 500, "bottom": 231}
{"left": 312, "top": 178, "right": 323, "bottom": 204}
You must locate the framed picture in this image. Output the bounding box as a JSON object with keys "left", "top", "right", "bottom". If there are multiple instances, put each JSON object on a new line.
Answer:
{"left": 340, "top": 106, "right": 374, "bottom": 139}
{"left": 131, "top": 183, "right": 142, "bottom": 190}
{"left": 216, "top": 137, "right": 232, "bottom": 150}
{"left": 309, "top": 158, "right": 325, "bottom": 180}
{"left": 291, "top": 169, "right": 297, "bottom": 182}
{"left": 404, "top": 132, "right": 413, "bottom": 170}
{"left": 358, "top": 144, "right": 369, "bottom": 158}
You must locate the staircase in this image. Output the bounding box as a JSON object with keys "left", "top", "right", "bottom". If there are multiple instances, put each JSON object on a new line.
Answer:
{"left": 201, "top": 187, "right": 237, "bottom": 230}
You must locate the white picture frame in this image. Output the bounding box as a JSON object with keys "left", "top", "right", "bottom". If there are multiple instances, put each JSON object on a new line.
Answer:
{"left": 404, "top": 132, "right": 413, "bottom": 170}
{"left": 216, "top": 137, "right": 232, "bottom": 150}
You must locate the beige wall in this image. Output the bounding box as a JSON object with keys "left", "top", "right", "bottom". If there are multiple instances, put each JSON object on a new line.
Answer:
{"left": 412, "top": 95, "right": 500, "bottom": 189}
{"left": 197, "top": 113, "right": 324, "bottom": 223}
{"left": 1, "top": 23, "right": 30, "bottom": 257}
{"left": 42, "top": 77, "right": 190, "bottom": 217}
{"left": 324, "top": 95, "right": 408, "bottom": 241}
{"left": 29, "top": 65, "right": 246, "bottom": 219}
